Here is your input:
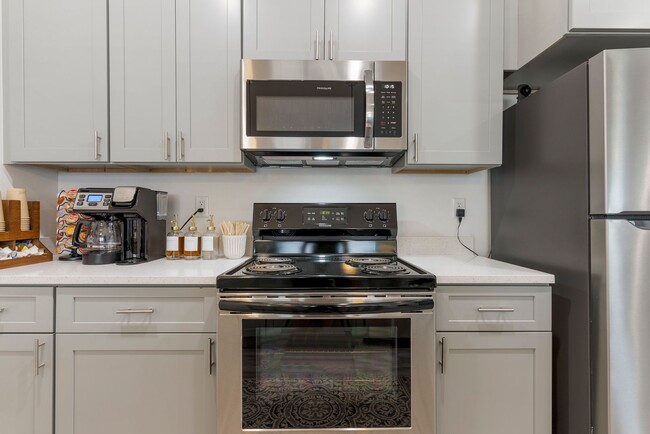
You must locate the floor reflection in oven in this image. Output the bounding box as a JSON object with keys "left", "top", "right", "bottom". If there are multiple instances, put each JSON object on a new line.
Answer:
{"left": 242, "top": 376, "right": 411, "bottom": 429}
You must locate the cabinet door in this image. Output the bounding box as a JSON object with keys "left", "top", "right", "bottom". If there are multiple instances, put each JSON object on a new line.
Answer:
{"left": 0, "top": 334, "right": 53, "bottom": 434}
{"left": 56, "top": 333, "right": 217, "bottom": 434}
{"left": 3, "top": 0, "right": 107, "bottom": 163}
{"left": 109, "top": 0, "right": 177, "bottom": 163}
{"left": 243, "top": 0, "right": 325, "bottom": 60}
{"left": 407, "top": 0, "right": 503, "bottom": 167}
{"left": 570, "top": 0, "right": 650, "bottom": 30}
{"left": 325, "top": 0, "right": 407, "bottom": 61}
{"left": 176, "top": 0, "right": 242, "bottom": 163}
{"left": 437, "top": 332, "right": 551, "bottom": 434}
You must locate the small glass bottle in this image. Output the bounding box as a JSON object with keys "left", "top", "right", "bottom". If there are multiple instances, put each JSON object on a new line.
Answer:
{"left": 183, "top": 215, "right": 201, "bottom": 260}
{"left": 165, "top": 215, "right": 184, "bottom": 260}
{"left": 201, "top": 215, "right": 219, "bottom": 260}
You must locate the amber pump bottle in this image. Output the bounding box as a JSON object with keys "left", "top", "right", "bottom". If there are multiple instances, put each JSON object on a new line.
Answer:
{"left": 183, "top": 216, "right": 201, "bottom": 259}
{"left": 165, "top": 215, "right": 184, "bottom": 260}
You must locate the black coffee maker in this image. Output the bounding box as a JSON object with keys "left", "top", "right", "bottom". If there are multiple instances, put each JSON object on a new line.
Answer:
{"left": 71, "top": 187, "right": 168, "bottom": 265}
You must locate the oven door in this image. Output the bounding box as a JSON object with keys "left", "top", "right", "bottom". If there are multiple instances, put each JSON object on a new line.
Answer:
{"left": 217, "top": 295, "right": 435, "bottom": 434}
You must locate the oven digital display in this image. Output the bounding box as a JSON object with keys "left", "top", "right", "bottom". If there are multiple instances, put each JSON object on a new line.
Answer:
{"left": 303, "top": 207, "right": 347, "bottom": 224}
{"left": 86, "top": 194, "right": 103, "bottom": 203}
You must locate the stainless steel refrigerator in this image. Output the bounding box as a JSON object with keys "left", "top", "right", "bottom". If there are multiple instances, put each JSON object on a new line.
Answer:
{"left": 492, "top": 47, "right": 650, "bottom": 434}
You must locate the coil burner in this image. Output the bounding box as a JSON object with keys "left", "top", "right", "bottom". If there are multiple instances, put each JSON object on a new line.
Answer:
{"left": 345, "top": 257, "right": 394, "bottom": 267}
{"left": 255, "top": 257, "right": 294, "bottom": 264}
{"left": 361, "top": 264, "right": 408, "bottom": 275}
{"left": 244, "top": 263, "right": 301, "bottom": 275}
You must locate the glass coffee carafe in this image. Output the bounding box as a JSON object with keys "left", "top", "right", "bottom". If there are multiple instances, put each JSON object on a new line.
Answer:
{"left": 72, "top": 217, "right": 123, "bottom": 265}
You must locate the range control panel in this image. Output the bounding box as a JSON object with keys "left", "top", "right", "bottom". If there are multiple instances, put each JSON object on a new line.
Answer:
{"left": 253, "top": 203, "right": 398, "bottom": 232}
{"left": 374, "top": 81, "right": 402, "bottom": 138}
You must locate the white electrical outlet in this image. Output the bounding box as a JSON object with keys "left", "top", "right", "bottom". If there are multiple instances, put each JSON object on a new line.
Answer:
{"left": 195, "top": 196, "right": 209, "bottom": 217}
{"left": 453, "top": 198, "right": 466, "bottom": 216}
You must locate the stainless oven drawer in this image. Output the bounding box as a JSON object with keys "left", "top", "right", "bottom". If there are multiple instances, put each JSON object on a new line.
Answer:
{"left": 436, "top": 286, "right": 552, "bottom": 332}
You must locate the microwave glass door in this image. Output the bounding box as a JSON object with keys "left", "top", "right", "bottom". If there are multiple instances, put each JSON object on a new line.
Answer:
{"left": 241, "top": 318, "right": 411, "bottom": 430}
{"left": 247, "top": 80, "right": 366, "bottom": 137}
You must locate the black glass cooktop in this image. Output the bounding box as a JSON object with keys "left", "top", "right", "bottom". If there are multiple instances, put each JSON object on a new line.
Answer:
{"left": 217, "top": 256, "right": 436, "bottom": 292}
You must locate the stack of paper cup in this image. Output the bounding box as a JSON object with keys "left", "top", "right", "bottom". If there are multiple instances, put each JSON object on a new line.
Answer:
{"left": 0, "top": 192, "right": 5, "bottom": 232}
{"left": 6, "top": 188, "right": 29, "bottom": 231}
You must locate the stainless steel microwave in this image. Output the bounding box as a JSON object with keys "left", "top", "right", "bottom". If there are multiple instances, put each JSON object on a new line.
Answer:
{"left": 242, "top": 59, "right": 407, "bottom": 167}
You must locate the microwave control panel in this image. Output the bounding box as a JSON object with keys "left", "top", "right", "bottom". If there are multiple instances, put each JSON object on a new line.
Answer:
{"left": 374, "top": 81, "right": 402, "bottom": 138}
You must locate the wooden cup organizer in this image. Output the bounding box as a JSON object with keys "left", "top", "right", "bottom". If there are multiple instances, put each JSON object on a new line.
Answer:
{"left": 0, "top": 200, "right": 53, "bottom": 269}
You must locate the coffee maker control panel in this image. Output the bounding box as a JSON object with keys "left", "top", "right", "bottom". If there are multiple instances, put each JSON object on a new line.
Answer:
{"left": 74, "top": 189, "right": 114, "bottom": 211}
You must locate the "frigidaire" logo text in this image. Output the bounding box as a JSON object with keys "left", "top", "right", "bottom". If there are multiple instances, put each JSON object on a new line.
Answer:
{"left": 316, "top": 87, "right": 332, "bottom": 90}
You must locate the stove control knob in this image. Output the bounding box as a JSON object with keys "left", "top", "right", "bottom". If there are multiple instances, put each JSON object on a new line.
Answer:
{"left": 276, "top": 209, "right": 286, "bottom": 222}
{"left": 260, "top": 209, "right": 272, "bottom": 222}
{"left": 378, "top": 209, "right": 389, "bottom": 222}
{"left": 364, "top": 209, "right": 375, "bottom": 222}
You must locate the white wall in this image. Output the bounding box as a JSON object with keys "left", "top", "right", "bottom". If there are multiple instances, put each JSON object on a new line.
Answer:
{"left": 59, "top": 169, "right": 491, "bottom": 255}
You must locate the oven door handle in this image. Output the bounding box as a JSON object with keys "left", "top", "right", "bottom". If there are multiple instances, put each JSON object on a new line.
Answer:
{"left": 219, "top": 298, "right": 433, "bottom": 314}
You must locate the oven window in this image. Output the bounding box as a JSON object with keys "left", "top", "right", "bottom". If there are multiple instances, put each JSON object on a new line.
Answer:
{"left": 247, "top": 80, "right": 366, "bottom": 137}
{"left": 242, "top": 318, "right": 411, "bottom": 430}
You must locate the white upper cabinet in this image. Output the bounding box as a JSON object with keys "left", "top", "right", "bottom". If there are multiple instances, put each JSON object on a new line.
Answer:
{"left": 243, "top": 0, "right": 406, "bottom": 61}
{"left": 3, "top": 0, "right": 108, "bottom": 163}
{"left": 176, "top": 0, "right": 242, "bottom": 163}
{"left": 324, "top": 0, "right": 407, "bottom": 61}
{"left": 110, "top": 0, "right": 242, "bottom": 164}
{"left": 515, "top": 0, "right": 650, "bottom": 77}
{"left": 243, "top": 0, "right": 324, "bottom": 60}
{"left": 570, "top": 0, "right": 650, "bottom": 30}
{"left": 109, "top": 0, "right": 177, "bottom": 163}
{"left": 395, "top": 0, "right": 503, "bottom": 170}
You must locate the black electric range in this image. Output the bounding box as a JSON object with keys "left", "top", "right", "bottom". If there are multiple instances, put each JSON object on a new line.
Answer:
{"left": 217, "top": 203, "right": 436, "bottom": 292}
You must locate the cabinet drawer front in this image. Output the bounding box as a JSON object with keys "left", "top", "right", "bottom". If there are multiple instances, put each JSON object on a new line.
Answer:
{"left": 57, "top": 287, "right": 217, "bottom": 333}
{"left": 0, "top": 287, "right": 54, "bottom": 333}
{"left": 436, "top": 286, "right": 551, "bottom": 331}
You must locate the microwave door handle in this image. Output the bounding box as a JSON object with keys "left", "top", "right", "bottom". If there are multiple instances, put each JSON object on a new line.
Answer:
{"left": 219, "top": 299, "right": 433, "bottom": 315}
{"left": 364, "top": 69, "right": 374, "bottom": 149}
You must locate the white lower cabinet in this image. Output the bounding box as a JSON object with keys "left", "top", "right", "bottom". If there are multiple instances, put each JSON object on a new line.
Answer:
{"left": 0, "top": 334, "right": 53, "bottom": 434}
{"left": 436, "top": 332, "right": 552, "bottom": 434}
{"left": 55, "top": 333, "right": 216, "bottom": 434}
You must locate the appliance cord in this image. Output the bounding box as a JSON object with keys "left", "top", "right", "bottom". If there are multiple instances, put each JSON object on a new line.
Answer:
{"left": 180, "top": 207, "right": 204, "bottom": 231}
{"left": 457, "top": 217, "right": 479, "bottom": 256}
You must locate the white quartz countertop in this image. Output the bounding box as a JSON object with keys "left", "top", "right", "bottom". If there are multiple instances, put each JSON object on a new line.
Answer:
{"left": 0, "top": 255, "right": 553, "bottom": 286}
{"left": 403, "top": 255, "right": 554, "bottom": 285}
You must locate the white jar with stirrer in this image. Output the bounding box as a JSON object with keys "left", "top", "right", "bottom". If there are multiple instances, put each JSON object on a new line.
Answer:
{"left": 220, "top": 220, "right": 249, "bottom": 259}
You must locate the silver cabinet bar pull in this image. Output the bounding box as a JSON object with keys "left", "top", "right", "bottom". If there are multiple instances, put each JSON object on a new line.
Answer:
{"left": 477, "top": 307, "right": 515, "bottom": 313}
{"left": 177, "top": 130, "right": 185, "bottom": 162}
{"left": 329, "top": 31, "right": 333, "bottom": 60}
{"left": 439, "top": 337, "right": 446, "bottom": 374}
{"left": 115, "top": 308, "right": 155, "bottom": 314}
{"left": 163, "top": 132, "right": 170, "bottom": 161}
{"left": 315, "top": 30, "right": 320, "bottom": 60}
{"left": 94, "top": 130, "right": 102, "bottom": 160}
{"left": 413, "top": 134, "right": 419, "bottom": 163}
{"left": 209, "top": 338, "right": 215, "bottom": 375}
{"left": 34, "top": 339, "right": 45, "bottom": 376}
